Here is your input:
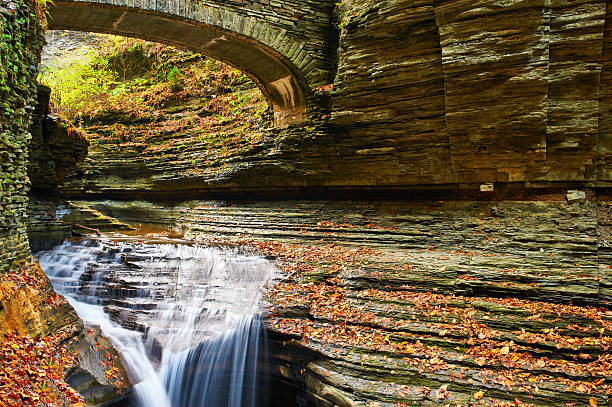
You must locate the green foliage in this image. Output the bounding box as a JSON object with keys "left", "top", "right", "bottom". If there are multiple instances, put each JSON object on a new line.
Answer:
{"left": 166, "top": 65, "right": 183, "bottom": 92}
{"left": 40, "top": 37, "right": 143, "bottom": 120}
{"left": 39, "top": 47, "right": 117, "bottom": 120}
{"left": 39, "top": 34, "right": 272, "bottom": 172}
{"left": 335, "top": 1, "right": 348, "bottom": 28}
{"left": 107, "top": 42, "right": 154, "bottom": 80}
{"left": 39, "top": 36, "right": 262, "bottom": 123}
{"left": 0, "top": 0, "right": 36, "bottom": 100}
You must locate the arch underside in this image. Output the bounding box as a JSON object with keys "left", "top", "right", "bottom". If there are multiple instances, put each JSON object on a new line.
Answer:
{"left": 47, "top": 1, "right": 308, "bottom": 127}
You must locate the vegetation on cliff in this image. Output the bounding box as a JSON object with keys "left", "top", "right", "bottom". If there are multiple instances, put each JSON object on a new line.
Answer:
{"left": 0, "top": 263, "right": 82, "bottom": 406}
{"left": 39, "top": 35, "right": 271, "bottom": 184}
{"left": 0, "top": 5, "right": 100, "bottom": 406}
{"left": 0, "top": 0, "right": 43, "bottom": 258}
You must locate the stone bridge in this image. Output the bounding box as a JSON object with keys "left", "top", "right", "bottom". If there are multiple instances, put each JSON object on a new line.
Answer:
{"left": 46, "top": 0, "right": 337, "bottom": 126}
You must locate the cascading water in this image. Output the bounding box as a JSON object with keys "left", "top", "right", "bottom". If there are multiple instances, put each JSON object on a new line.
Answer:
{"left": 36, "top": 235, "right": 276, "bottom": 407}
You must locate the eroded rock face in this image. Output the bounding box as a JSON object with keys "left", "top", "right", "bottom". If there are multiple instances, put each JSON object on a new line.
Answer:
{"left": 330, "top": 0, "right": 612, "bottom": 186}
{"left": 80, "top": 196, "right": 611, "bottom": 406}
{"left": 40, "top": 30, "right": 103, "bottom": 69}
{"left": 51, "top": 0, "right": 612, "bottom": 198}
{"left": 0, "top": 260, "right": 129, "bottom": 405}
{"left": 26, "top": 198, "right": 134, "bottom": 252}
{"left": 28, "top": 84, "right": 89, "bottom": 195}
{"left": 5, "top": 0, "right": 612, "bottom": 404}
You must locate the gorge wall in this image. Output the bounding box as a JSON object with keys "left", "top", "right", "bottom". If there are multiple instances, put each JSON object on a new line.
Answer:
{"left": 8, "top": 0, "right": 612, "bottom": 212}
{"left": 330, "top": 0, "right": 612, "bottom": 187}
{"left": 37, "top": 0, "right": 612, "bottom": 200}
{"left": 2, "top": 0, "right": 612, "bottom": 404}
{"left": 0, "top": 0, "right": 43, "bottom": 270}
{"left": 0, "top": 5, "right": 128, "bottom": 406}
{"left": 83, "top": 197, "right": 612, "bottom": 406}
{"left": 28, "top": 84, "right": 89, "bottom": 195}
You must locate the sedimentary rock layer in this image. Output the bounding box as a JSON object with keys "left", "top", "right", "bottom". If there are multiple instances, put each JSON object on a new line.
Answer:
{"left": 28, "top": 85, "right": 89, "bottom": 194}
{"left": 330, "top": 0, "right": 612, "bottom": 186}
{"left": 53, "top": 0, "right": 612, "bottom": 197}
{"left": 80, "top": 195, "right": 611, "bottom": 406}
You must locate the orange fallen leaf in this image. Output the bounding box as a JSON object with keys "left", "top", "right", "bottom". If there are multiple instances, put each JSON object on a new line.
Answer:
{"left": 474, "top": 390, "right": 485, "bottom": 400}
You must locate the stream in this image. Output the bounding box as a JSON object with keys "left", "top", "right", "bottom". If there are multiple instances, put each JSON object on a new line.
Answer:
{"left": 35, "top": 233, "right": 276, "bottom": 407}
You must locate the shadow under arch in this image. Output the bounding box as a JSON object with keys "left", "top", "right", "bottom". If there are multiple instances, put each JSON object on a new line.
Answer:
{"left": 46, "top": 1, "right": 310, "bottom": 127}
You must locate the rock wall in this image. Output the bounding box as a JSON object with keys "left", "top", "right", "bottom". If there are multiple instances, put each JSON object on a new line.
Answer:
{"left": 40, "top": 30, "right": 102, "bottom": 69}
{"left": 331, "top": 0, "right": 452, "bottom": 186}
{"left": 330, "top": 0, "right": 612, "bottom": 188}
{"left": 0, "top": 5, "right": 128, "bottom": 405}
{"left": 28, "top": 84, "right": 89, "bottom": 195}
{"left": 85, "top": 196, "right": 612, "bottom": 406}
{"left": 53, "top": 0, "right": 612, "bottom": 199}
{"left": 598, "top": 1, "right": 612, "bottom": 182}
{"left": 0, "top": 261, "right": 127, "bottom": 404}
{"left": 0, "top": 0, "right": 43, "bottom": 272}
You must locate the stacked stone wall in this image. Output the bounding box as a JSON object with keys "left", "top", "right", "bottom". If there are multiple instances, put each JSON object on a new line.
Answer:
{"left": 0, "top": 0, "right": 43, "bottom": 271}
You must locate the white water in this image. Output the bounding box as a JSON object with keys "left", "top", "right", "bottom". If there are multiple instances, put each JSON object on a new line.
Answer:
{"left": 36, "top": 237, "right": 274, "bottom": 407}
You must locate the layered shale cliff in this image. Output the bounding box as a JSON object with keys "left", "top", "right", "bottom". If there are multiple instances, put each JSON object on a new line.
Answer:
{"left": 330, "top": 0, "right": 612, "bottom": 187}
{"left": 82, "top": 196, "right": 612, "bottom": 406}
{"left": 3, "top": 0, "right": 612, "bottom": 405}
{"left": 43, "top": 0, "right": 612, "bottom": 198}
{"left": 28, "top": 84, "right": 89, "bottom": 195}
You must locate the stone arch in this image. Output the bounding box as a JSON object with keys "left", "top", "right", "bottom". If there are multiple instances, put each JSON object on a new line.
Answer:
{"left": 46, "top": 0, "right": 320, "bottom": 127}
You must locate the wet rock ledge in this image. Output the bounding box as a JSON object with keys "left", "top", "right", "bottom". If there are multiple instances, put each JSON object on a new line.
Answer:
{"left": 66, "top": 194, "right": 611, "bottom": 407}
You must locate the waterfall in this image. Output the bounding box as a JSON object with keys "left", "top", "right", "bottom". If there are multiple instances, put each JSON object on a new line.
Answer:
{"left": 36, "top": 236, "right": 274, "bottom": 407}
{"left": 162, "top": 316, "right": 266, "bottom": 407}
